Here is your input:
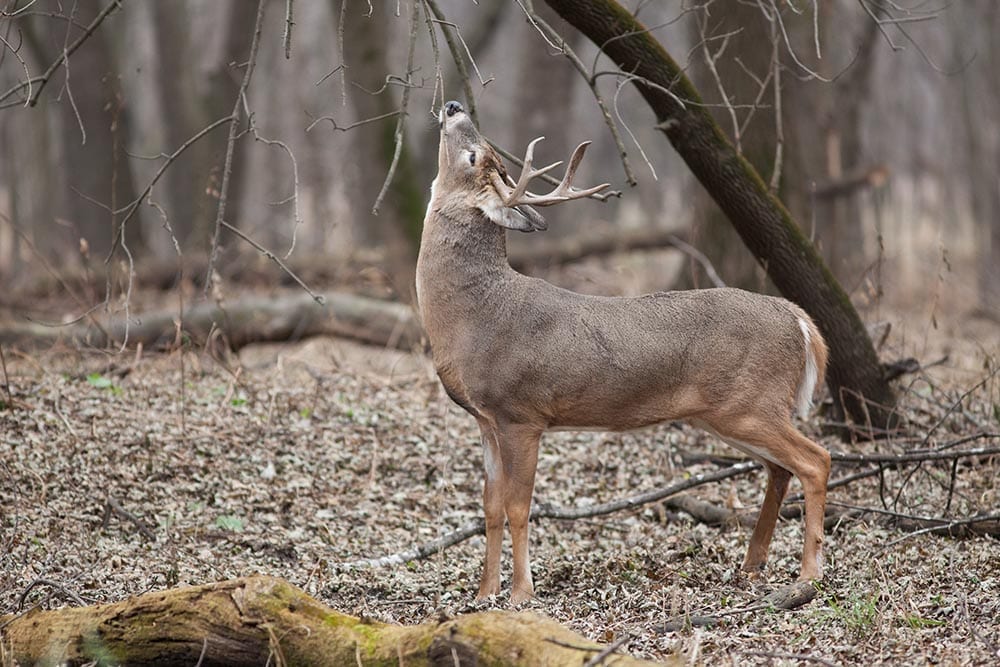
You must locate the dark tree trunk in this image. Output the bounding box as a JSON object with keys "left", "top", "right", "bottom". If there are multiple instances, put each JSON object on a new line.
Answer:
{"left": 332, "top": 0, "right": 424, "bottom": 300}
{"left": 543, "top": 0, "right": 897, "bottom": 432}
{"left": 151, "top": 0, "right": 217, "bottom": 252}
{"left": 684, "top": 2, "right": 775, "bottom": 290}
{"left": 32, "top": 1, "right": 143, "bottom": 258}
{"left": 196, "top": 0, "right": 258, "bottom": 246}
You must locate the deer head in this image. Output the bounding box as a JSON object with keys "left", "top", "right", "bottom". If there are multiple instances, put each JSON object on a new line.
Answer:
{"left": 434, "top": 100, "right": 608, "bottom": 233}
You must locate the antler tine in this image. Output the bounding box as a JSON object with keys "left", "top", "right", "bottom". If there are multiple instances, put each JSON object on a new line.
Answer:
{"left": 493, "top": 136, "right": 610, "bottom": 208}
{"left": 503, "top": 137, "right": 562, "bottom": 205}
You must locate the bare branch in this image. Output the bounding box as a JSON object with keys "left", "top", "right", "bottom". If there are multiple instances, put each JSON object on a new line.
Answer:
{"left": 305, "top": 109, "right": 401, "bottom": 133}
{"left": 204, "top": 0, "right": 267, "bottom": 296}
{"left": 0, "top": 31, "right": 31, "bottom": 104}
{"left": 0, "top": 0, "right": 124, "bottom": 109}
{"left": 518, "top": 0, "right": 638, "bottom": 186}
{"left": 422, "top": 0, "right": 480, "bottom": 124}
{"left": 282, "top": 0, "right": 294, "bottom": 59}
{"left": 240, "top": 95, "right": 303, "bottom": 259}
{"left": 220, "top": 221, "right": 324, "bottom": 306}
{"left": 372, "top": 0, "right": 418, "bottom": 216}
{"left": 340, "top": 461, "right": 759, "bottom": 568}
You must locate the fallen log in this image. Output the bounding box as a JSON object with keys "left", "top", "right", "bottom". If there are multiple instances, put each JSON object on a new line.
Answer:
{"left": 0, "top": 575, "right": 666, "bottom": 666}
{"left": 0, "top": 290, "right": 423, "bottom": 351}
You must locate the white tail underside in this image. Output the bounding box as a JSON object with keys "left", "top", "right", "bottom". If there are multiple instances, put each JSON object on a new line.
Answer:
{"left": 796, "top": 317, "right": 819, "bottom": 419}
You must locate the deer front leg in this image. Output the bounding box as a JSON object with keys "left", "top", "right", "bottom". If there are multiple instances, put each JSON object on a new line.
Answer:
{"left": 498, "top": 423, "right": 542, "bottom": 604}
{"left": 477, "top": 422, "right": 504, "bottom": 599}
{"left": 742, "top": 463, "right": 792, "bottom": 574}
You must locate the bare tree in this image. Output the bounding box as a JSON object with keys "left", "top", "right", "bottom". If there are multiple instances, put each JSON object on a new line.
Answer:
{"left": 541, "top": 0, "right": 898, "bottom": 431}
{"left": 24, "top": 0, "right": 143, "bottom": 259}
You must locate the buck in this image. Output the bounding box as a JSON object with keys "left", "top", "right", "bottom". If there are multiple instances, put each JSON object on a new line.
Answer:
{"left": 416, "top": 101, "right": 831, "bottom": 604}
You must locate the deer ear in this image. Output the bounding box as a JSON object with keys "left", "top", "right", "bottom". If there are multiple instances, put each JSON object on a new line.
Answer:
{"left": 478, "top": 200, "right": 547, "bottom": 232}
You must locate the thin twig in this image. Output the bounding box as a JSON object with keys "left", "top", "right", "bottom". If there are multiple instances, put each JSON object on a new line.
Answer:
{"left": 240, "top": 96, "right": 303, "bottom": 259}
{"left": 519, "top": 0, "right": 637, "bottom": 186}
{"left": 0, "top": 0, "right": 124, "bottom": 108}
{"left": 102, "top": 496, "right": 157, "bottom": 542}
{"left": 282, "top": 0, "right": 294, "bottom": 59}
{"left": 220, "top": 221, "right": 324, "bottom": 305}
{"left": 108, "top": 116, "right": 232, "bottom": 261}
{"left": 0, "top": 343, "right": 12, "bottom": 406}
{"left": 829, "top": 443, "right": 1000, "bottom": 465}
{"left": 583, "top": 633, "right": 631, "bottom": 667}
{"left": 305, "top": 109, "right": 401, "bottom": 133}
{"left": 372, "top": 0, "right": 418, "bottom": 216}
{"left": 422, "top": 0, "right": 478, "bottom": 124}
{"left": 204, "top": 0, "right": 267, "bottom": 297}
{"left": 0, "top": 31, "right": 31, "bottom": 105}
{"left": 15, "top": 578, "right": 87, "bottom": 612}
{"left": 880, "top": 513, "right": 1000, "bottom": 549}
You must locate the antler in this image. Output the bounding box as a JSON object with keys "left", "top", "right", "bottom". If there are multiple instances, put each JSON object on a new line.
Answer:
{"left": 489, "top": 137, "right": 610, "bottom": 207}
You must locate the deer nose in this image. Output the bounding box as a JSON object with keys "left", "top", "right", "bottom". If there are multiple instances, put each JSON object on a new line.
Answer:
{"left": 444, "top": 101, "right": 463, "bottom": 117}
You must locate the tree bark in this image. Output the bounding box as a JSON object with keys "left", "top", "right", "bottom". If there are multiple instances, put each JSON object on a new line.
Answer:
{"left": 684, "top": 1, "right": 775, "bottom": 290}
{"left": 332, "top": 0, "right": 425, "bottom": 300}
{"left": 543, "top": 0, "right": 897, "bottom": 432}
{"left": 29, "top": 1, "right": 143, "bottom": 259}
{"left": 0, "top": 575, "right": 665, "bottom": 666}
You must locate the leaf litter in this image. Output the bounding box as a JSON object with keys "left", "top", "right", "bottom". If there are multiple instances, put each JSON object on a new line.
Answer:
{"left": 0, "top": 334, "right": 997, "bottom": 665}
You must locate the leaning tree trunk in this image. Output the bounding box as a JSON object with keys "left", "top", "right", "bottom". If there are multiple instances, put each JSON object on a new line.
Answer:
{"left": 0, "top": 575, "right": 664, "bottom": 666}
{"left": 543, "top": 0, "right": 897, "bottom": 433}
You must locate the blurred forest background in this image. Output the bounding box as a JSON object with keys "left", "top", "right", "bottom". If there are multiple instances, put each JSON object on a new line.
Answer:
{"left": 0, "top": 0, "right": 997, "bottom": 334}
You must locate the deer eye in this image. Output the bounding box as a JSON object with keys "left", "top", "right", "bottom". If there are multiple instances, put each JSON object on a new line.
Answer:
{"left": 468, "top": 151, "right": 476, "bottom": 166}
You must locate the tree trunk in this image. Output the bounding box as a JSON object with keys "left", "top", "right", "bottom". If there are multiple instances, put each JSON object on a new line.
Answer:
{"left": 332, "top": 0, "right": 425, "bottom": 300}
{"left": 151, "top": 0, "right": 218, "bottom": 252}
{"left": 0, "top": 575, "right": 664, "bottom": 666}
{"left": 30, "top": 1, "right": 143, "bottom": 259}
{"left": 684, "top": 1, "right": 775, "bottom": 290}
{"left": 543, "top": 0, "right": 897, "bottom": 432}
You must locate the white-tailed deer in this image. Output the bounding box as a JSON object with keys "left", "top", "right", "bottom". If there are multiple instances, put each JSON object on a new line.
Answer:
{"left": 417, "top": 101, "right": 831, "bottom": 604}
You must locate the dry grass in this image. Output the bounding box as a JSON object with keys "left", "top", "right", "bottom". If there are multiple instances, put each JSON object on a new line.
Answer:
{"left": 1, "top": 327, "right": 998, "bottom": 664}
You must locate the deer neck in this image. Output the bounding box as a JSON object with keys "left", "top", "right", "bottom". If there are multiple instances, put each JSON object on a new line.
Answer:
{"left": 417, "top": 190, "right": 519, "bottom": 332}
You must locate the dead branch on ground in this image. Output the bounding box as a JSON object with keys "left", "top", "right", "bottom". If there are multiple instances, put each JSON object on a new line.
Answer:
{"left": 659, "top": 581, "right": 818, "bottom": 632}
{"left": 0, "top": 290, "right": 421, "bottom": 351}
{"left": 341, "top": 461, "right": 759, "bottom": 569}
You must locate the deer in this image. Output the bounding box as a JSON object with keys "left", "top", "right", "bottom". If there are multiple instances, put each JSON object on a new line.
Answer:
{"left": 416, "top": 100, "right": 831, "bottom": 604}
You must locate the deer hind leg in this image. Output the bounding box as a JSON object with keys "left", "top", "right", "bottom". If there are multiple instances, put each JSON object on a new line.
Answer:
{"left": 714, "top": 418, "right": 831, "bottom": 581}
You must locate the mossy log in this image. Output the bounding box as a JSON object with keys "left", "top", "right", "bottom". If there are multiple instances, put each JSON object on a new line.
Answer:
{"left": 1, "top": 575, "right": 667, "bottom": 666}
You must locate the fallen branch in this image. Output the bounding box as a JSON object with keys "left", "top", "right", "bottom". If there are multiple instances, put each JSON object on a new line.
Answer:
{"left": 0, "top": 290, "right": 422, "bottom": 351}
{"left": 508, "top": 227, "right": 695, "bottom": 272}
{"left": 829, "top": 442, "right": 1000, "bottom": 465}
{"left": 341, "top": 461, "right": 758, "bottom": 569}
{"left": 0, "top": 575, "right": 660, "bottom": 666}
{"left": 659, "top": 581, "right": 817, "bottom": 632}
{"left": 101, "top": 496, "right": 156, "bottom": 542}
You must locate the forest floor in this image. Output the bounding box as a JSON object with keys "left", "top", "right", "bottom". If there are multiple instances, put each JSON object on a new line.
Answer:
{"left": 0, "top": 286, "right": 998, "bottom": 665}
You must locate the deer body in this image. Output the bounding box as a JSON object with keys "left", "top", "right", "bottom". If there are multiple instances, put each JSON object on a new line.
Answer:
{"left": 418, "top": 102, "right": 831, "bottom": 603}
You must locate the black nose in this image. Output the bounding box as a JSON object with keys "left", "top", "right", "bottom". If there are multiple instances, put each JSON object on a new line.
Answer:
{"left": 444, "top": 101, "right": 463, "bottom": 117}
